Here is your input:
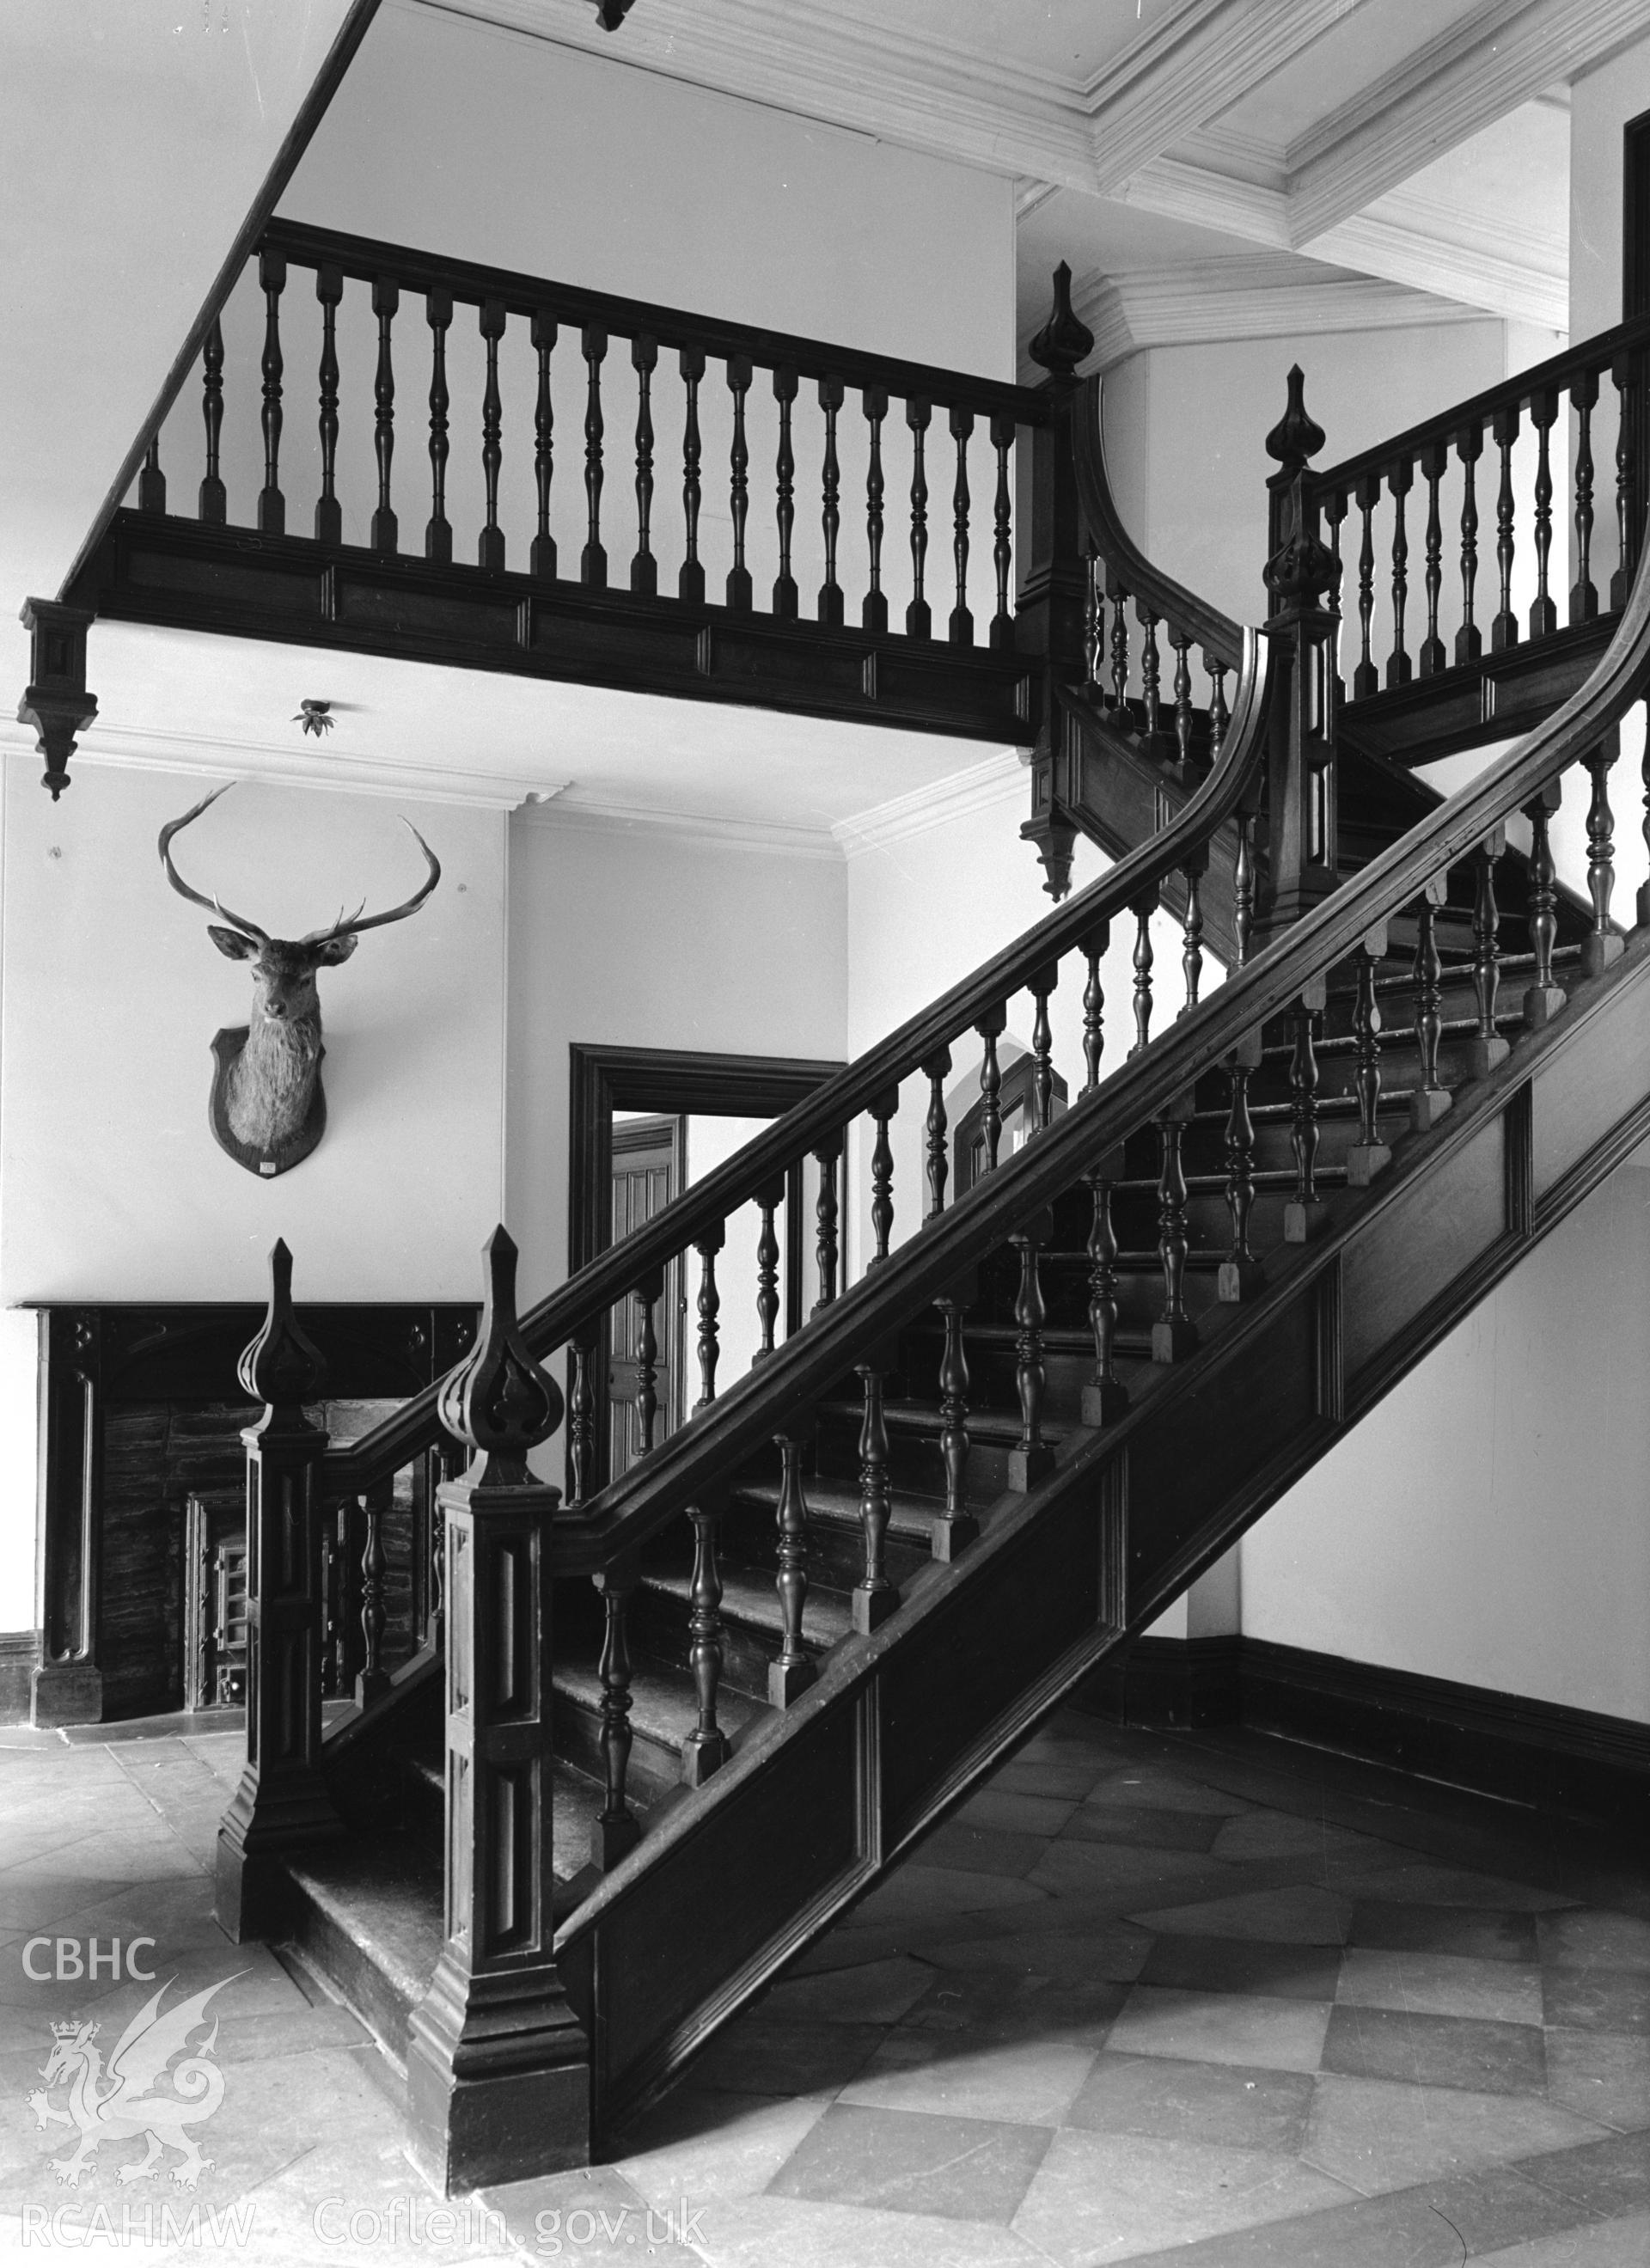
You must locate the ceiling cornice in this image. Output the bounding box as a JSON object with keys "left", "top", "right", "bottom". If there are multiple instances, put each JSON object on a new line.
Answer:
{"left": 832, "top": 749, "right": 1024, "bottom": 859}
{"left": 521, "top": 792, "right": 840, "bottom": 859}
{"left": 1282, "top": 0, "right": 1639, "bottom": 244}
{"left": 0, "top": 718, "right": 553, "bottom": 809}
{"left": 1067, "top": 254, "right": 1485, "bottom": 376}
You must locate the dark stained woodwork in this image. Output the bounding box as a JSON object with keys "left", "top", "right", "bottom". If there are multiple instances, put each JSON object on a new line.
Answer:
{"left": 768, "top": 1434, "right": 816, "bottom": 1704}
{"left": 852, "top": 1364, "right": 897, "bottom": 1632}
{"left": 425, "top": 284, "right": 455, "bottom": 565}
{"left": 316, "top": 266, "right": 346, "bottom": 548}
{"left": 477, "top": 297, "right": 507, "bottom": 572}
{"left": 256, "top": 248, "right": 286, "bottom": 536}
{"left": 591, "top": 1554, "right": 640, "bottom": 1869}
{"left": 370, "top": 277, "right": 399, "bottom": 556}
{"left": 582, "top": 326, "right": 608, "bottom": 590}
{"left": 632, "top": 333, "right": 658, "bottom": 599}
{"left": 680, "top": 1505, "right": 730, "bottom": 1784}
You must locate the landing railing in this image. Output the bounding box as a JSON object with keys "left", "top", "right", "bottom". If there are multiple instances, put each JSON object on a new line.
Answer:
{"left": 54, "top": 234, "right": 1112, "bottom": 762}
{"left": 1311, "top": 315, "right": 1650, "bottom": 757}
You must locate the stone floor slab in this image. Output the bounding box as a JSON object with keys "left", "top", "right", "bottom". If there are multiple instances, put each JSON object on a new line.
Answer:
{"left": 1302, "top": 2071, "right": 1609, "bottom": 2197}
{"left": 767, "top": 2100, "right": 1051, "bottom": 2222}
{"left": 1107, "top": 1984, "right": 1332, "bottom": 2075}
{"left": 840, "top": 2032, "right": 1097, "bottom": 2126}
{"left": 1336, "top": 1946, "right": 1544, "bottom": 2026}
{"left": 1061, "top": 2050, "right": 1316, "bottom": 2155}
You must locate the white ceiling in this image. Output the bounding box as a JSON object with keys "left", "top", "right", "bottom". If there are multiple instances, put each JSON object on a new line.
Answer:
{"left": 3, "top": 0, "right": 1625, "bottom": 835}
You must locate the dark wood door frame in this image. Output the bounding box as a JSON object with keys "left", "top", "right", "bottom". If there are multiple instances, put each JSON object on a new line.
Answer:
{"left": 566, "top": 1045, "right": 846, "bottom": 1495}
{"left": 1625, "top": 107, "right": 1650, "bottom": 552}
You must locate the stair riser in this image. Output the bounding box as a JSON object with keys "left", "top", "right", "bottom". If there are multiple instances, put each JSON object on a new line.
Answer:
{"left": 629, "top": 1577, "right": 829, "bottom": 1704}
{"left": 282, "top": 1884, "right": 419, "bottom": 2069}
{"left": 724, "top": 1491, "right": 931, "bottom": 1591}
{"left": 811, "top": 1413, "right": 1015, "bottom": 1504}
{"left": 553, "top": 1686, "right": 681, "bottom": 1805}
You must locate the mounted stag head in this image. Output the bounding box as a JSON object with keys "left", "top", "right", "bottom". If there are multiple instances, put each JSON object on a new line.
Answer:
{"left": 158, "top": 785, "right": 441, "bottom": 1178}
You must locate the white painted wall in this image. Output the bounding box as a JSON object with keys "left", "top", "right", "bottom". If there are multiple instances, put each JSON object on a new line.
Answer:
{"left": 1572, "top": 33, "right": 1650, "bottom": 340}
{"left": 1244, "top": 1157, "right": 1650, "bottom": 1723}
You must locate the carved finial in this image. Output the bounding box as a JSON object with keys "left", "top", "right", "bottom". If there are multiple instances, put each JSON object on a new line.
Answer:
{"left": 437, "top": 1227, "right": 564, "bottom": 1488}
{"left": 1028, "top": 263, "right": 1095, "bottom": 380}
{"left": 1265, "top": 366, "right": 1325, "bottom": 476}
{"left": 237, "top": 1238, "right": 327, "bottom": 1419}
{"left": 592, "top": 0, "right": 635, "bottom": 25}
{"left": 17, "top": 600, "right": 98, "bottom": 801}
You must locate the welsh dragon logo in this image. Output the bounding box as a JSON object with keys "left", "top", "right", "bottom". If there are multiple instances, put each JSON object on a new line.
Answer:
{"left": 26, "top": 1976, "right": 240, "bottom": 2190}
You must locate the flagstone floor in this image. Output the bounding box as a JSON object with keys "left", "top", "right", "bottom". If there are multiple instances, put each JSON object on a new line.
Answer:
{"left": 0, "top": 1704, "right": 1645, "bottom": 2265}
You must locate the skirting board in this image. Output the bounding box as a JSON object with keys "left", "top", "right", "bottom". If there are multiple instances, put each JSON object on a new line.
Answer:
{"left": 0, "top": 1631, "right": 40, "bottom": 1725}
{"left": 1075, "top": 1635, "right": 1650, "bottom": 1837}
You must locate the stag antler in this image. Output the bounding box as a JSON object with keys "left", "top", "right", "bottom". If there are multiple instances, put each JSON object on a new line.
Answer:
{"left": 302, "top": 821, "right": 442, "bottom": 944}
{"left": 157, "top": 786, "right": 270, "bottom": 942}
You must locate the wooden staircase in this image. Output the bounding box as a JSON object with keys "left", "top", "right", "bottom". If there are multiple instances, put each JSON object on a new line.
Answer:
{"left": 192, "top": 304, "right": 1650, "bottom": 2193}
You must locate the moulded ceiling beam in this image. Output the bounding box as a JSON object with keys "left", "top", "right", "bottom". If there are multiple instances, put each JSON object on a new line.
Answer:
{"left": 1284, "top": 0, "right": 1649, "bottom": 246}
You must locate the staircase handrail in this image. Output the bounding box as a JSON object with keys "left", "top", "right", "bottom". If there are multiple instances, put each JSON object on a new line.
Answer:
{"left": 542, "top": 528, "right": 1650, "bottom": 1575}
{"left": 1311, "top": 313, "right": 1650, "bottom": 500}
{"left": 1072, "top": 374, "right": 1244, "bottom": 672}
{"left": 320, "top": 627, "right": 1273, "bottom": 1498}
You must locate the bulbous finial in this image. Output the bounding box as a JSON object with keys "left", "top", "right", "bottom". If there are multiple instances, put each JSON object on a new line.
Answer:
{"left": 437, "top": 1227, "right": 564, "bottom": 1487}
{"left": 238, "top": 1239, "right": 327, "bottom": 1417}
{"left": 1265, "top": 365, "right": 1325, "bottom": 476}
{"left": 1028, "top": 263, "right": 1095, "bottom": 380}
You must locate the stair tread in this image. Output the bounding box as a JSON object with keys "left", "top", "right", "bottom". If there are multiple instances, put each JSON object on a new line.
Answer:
{"left": 732, "top": 1471, "right": 940, "bottom": 1542}
{"left": 640, "top": 1550, "right": 856, "bottom": 1647}
{"left": 556, "top": 1654, "right": 764, "bottom": 1749}
{"left": 817, "top": 1394, "right": 1062, "bottom": 1443}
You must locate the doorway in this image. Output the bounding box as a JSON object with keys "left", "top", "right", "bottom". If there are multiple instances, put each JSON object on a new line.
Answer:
{"left": 567, "top": 1045, "right": 846, "bottom": 1496}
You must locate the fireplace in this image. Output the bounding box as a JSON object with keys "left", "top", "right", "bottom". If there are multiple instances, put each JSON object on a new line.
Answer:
{"left": 28, "top": 1301, "right": 477, "bottom": 1727}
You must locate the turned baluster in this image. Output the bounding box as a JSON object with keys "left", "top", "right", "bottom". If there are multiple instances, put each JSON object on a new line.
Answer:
{"left": 370, "top": 278, "right": 399, "bottom": 555}
{"left": 1218, "top": 1052, "right": 1263, "bottom": 1299}
{"left": 1140, "top": 604, "right": 1163, "bottom": 737}
{"left": 567, "top": 1330, "right": 596, "bottom": 1503}
{"left": 679, "top": 345, "right": 706, "bottom": 605}
{"left": 630, "top": 332, "right": 658, "bottom": 597}
{"left": 1582, "top": 735, "right": 1624, "bottom": 976}
{"left": 424, "top": 285, "right": 453, "bottom": 563}
{"left": 1324, "top": 492, "right": 1346, "bottom": 695}
{"left": 1468, "top": 834, "right": 1509, "bottom": 1076}
{"left": 1084, "top": 1164, "right": 1128, "bottom": 1421}
{"left": 1029, "top": 964, "right": 1058, "bottom": 1130}
{"left": 812, "top": 1144, "right": 840, "bottom": 1311}
{"left": 632, "top": 1268, "right": 662, "bottom": 1455}
{"left": 1081, "top": 923, "right": 1108, "bottom": 1091}
{"left": 529, "top": 310, "right": 556, "bottom": 578}
{"left": 1571, "top": 369, "right": 1598, "bottom": 624}
{"left": 989, "top": 412, "right": 1016, "bottom": 650}
{"left": 1354, "top": 471, "right": 1379, "bottom": 696}
{"left": 1082, "top": 553, "right": 1101, "bottom": 688}
{"left": 1419, "top": 441, "right": 1446, "bottom": 676}
{"left": 333, "top": 1500, "right": 364, "bottom": 1696}
{"left": 931, "top": 1289, "right": 980, "bottom": 1554}
{"left": 773, "top": 364, "right": 798, "bottom": 619}
{"left": 590, "top": 1555, "right": 639, "bottom": 1868}
{"left": 818, "top": 375, "right": 845, "bottom": 626}
{"left": 923, "top": 1048, "right": 951, "bottom": 1220}
{"left": 1347, "top": 933, "right": 1393, "bottom": 1183}
{"left": 1171, "top": 631, "right": 1195, "bottom": 765}
{"left": 357, "top": 1481, "right": 389, "bottom": 1704}
{"left": 1233, "top": 804, "right": 1257, "bottom": 966}
{"left": 1410, "top": 881, "right": 1451, "bottom": 1131}
{"left": 139, "top": 433, "right": 165, "bottom": 515}
{"left": 863, "top": 384, "right": 889, "bottom": 634}
{"left": 769, "top": 1435, "right": 816, "bottom": 1702}
{"left": 1612, "top": 348, "right": 1641, "bottom": 612}
{"left": 755, "top": 1177, "right": 783, "bottom": 1359}
{"left": 199, "top": 315, "right": 227, "bottom": 524}
{"left": 906, "top": 395, "right": 932, "bottom": 639}
{"left": 681, "top": 1503, "right": 730, "bottom": 1784}
{"left": 1109, "top": 581, "right": 1130, "bottom": 707}
{"left": 1457, "top": 423, "right": 1482, "bottom": 663}
{"left": 256, "top": 248, "right": 287, "bottom": 535}
{"left": 869, "top": 1088, "right": 899, "bottom": 1266}
{"left": 1130, "top": 889, "right": 1157, "bottom": 1055}
{"left": 852, "top": 1364, "right": 897, "bottom": 1630}
{"left": 1491, "top": 404, "right": 1519, "bottom": 651}
{"left": 1284, "top": 993, "right": 1328, "bottom": 1240}
{"left": 581, "top": 325, "right": 608, "bottom": 589}
{"left": 975, "top": 1008, "right": 1005, "bottom": 1171}
{"left": 1180, "top": 853, "right": 1206, "bottom": 1012}
{"left": 1009, "top": 1213, "right": 1054, "bottom": 1488}
{"left": 949, "top": 405, "right": 974, "bottom": 645}
{"left": 1530, "top": 387, "right": 1558, "bottom": 638}
{"left": 313, "top": 266, "right": 343, "bottom": 545}
{"left": 477, "top": 297, "right": 507, "bottom": 572}
{"left": 1387, "top": 456, "right": 1412, "bottom": 685}
{"left": 1152, "top": 1116, "right": 1198, "bottom": 1359}
{"left": 693, "top": 1226, "right": 724, "bottom": 1410}
{"left": 1524, "top": 779, "right": 1566, "bottom": 1026}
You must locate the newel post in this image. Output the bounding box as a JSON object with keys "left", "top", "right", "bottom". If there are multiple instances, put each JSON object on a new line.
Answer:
{"left": 1254, "top": 368, "right": 1342, "bottom": 946}
{"left": 1019, "top": 263, "right": 1094, "bottom": 902}
{"left": 217, "top": 1240, "right": 339, "bottom": 1943}
{"left": 406, "top": 1226, "right": 590, "bottom": 2194}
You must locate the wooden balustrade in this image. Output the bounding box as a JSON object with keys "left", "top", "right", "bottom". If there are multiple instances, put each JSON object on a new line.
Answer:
{"left": 1311, "top": 316, "right": 1650, "bottom": 718}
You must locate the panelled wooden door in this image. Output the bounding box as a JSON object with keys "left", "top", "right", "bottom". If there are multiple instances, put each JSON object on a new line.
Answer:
{"left": 608, "top": 1116, "right": 686, "bottom": 1481}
